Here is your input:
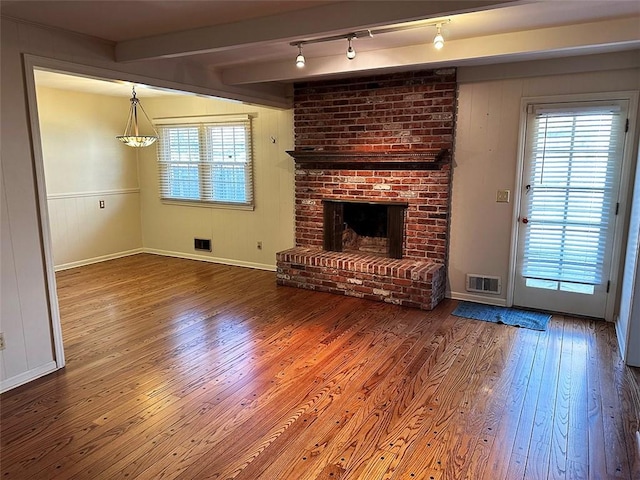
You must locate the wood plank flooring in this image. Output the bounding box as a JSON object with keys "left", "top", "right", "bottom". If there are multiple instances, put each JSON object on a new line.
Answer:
{"left": 1, "top": 253, "right": 639, "bottom": 479}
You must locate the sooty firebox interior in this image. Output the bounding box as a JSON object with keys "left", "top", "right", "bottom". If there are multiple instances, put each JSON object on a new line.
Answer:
{"left": 323, "top": 200, "right": 407, "bottom": 259}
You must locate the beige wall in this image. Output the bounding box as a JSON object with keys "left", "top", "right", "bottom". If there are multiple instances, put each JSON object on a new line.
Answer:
{"left": 37, "top": 88, "right": 140, "bottom": 194}
{"left": 36, "top": 87, "right": 143, "bottom": 268}
{"left": 449, "top": 66, "right": 640, "bottom": 310}
{"left": 138, "top": 96, "right": 295, "bottom": 270}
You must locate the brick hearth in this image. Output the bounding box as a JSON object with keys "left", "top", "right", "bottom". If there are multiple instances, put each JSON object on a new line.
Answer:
{"left": 277, "top": 69, "right": 456, "bottom": 310}
{"left": 277, "top": 248, "right": 446, "bottom": 310}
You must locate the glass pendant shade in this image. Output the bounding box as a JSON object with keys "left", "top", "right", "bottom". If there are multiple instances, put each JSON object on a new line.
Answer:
{"left": 116, "top": 87, "right": 158, "bottom": 148}
{"left": 116, "top": 135, "right": 157, "bottom": 147}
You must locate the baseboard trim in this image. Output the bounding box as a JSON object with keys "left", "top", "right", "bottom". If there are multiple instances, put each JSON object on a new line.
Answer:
{"left": 54, "top": 249, "right": 144, "bottom": 272}
{"left": 53, "top": 248, "right": 277, "bottom": 273}
{"left": 448, "top": 291, "right": 507, "bottom": 307}
{"left": 0, "top": 361, "right": 58, "bottom": 394}
{"left": 143, "top": 248, "right": 276, "bottom": 272}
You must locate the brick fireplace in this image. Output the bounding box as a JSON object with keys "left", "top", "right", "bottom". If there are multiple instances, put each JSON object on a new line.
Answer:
{"left": 276, "top": 69, "right": 455, "bottom": 310}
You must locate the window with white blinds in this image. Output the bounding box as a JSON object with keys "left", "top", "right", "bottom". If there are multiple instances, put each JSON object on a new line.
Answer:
{"left": 522, "top": 104, "right": 623, "bottom": 286}
{"left": 156, "top": 116, "right": 253, "bottom": 207}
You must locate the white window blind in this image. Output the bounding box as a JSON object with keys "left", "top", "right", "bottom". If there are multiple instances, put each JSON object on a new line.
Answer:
{"left": 157, "top": 117, "right": 253, "bottom": 206}
{"left": 522, "top": 105, "right": 623, "bottom": 286}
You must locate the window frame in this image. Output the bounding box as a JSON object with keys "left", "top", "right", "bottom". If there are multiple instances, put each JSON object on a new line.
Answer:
{"left": 155, "top": 114, "right": 254, "bottom": 210}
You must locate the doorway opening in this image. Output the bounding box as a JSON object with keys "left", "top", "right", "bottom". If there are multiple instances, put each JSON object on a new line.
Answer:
{"left": 23, "top": 58, "right": 201, "bottom": 371}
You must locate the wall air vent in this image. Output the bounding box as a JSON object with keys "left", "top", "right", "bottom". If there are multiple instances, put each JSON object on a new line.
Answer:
{"left": 194, "top": 238, "right": 212, "bottom": 252}
{"left": 466, "top": 274, "right": 501, "bottom": 295}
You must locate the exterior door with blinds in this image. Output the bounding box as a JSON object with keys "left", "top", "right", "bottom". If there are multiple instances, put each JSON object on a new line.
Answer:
{"left": 513, "top": 100, "right": 628, "bottom": 318}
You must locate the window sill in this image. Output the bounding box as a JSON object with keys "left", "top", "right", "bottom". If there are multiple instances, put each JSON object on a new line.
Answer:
{"left": 160, "top": 199, "right": 255, "bottom": 211}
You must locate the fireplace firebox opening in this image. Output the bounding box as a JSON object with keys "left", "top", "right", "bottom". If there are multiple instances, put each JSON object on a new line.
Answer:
{"left": 323, "top": 200, "right": 407, "bottom": 259}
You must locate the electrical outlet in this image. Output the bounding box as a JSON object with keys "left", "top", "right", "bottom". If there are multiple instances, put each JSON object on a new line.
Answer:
{"left": 496, "top": 190, "right": 511, "bottom": 203}
{"left": 0, "top": 333, "right": 5, "bottom": 350}
{"left": 257, "top": 241, "right": 263, "bottom": 250}
{"left": 99, "top": 200, "right": 105, "bottom": 209}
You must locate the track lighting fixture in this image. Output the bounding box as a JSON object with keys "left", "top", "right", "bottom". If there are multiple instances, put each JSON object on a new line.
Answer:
{"left": 433, "top": 23, "right": 444, "bottom": 50}
{"left": 295, "top": 44, "right": 306, "bottom": 68}
{"left": 291, "top": 18, "right": 450, "bottom": 67}
{"left": 346, "top": 36, "right": 356, "bottom": 60}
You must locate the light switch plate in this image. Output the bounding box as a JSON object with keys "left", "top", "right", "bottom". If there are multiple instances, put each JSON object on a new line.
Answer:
{"left": 496, "top": 190, "right": 511, "bottom": 203}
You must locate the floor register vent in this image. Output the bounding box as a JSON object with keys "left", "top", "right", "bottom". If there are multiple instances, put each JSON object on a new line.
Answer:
{"left": 466, "top": 274, "right": 501, "bottom": 295}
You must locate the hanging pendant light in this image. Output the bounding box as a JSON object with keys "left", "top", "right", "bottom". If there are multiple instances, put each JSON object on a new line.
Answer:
{"left": 116, "top": 86, "right": 158, "bottom": 148}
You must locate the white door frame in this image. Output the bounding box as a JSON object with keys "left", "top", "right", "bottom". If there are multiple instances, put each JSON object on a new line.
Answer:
{"left": 23, "top": 55, "right": 65, "bottom": 369}
{"left": 507, "top": 91, "right": 639, "bottom": 321}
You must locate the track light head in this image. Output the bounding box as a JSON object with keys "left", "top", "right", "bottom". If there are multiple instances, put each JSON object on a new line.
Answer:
{"left": 346, "top": 37, "right": 356, "bottom": 60}
{"left": 295, "top": 44, "right": 305, "bottom": 68}
{"left": 433, "top": 24, "right": 444, "bottom": 50}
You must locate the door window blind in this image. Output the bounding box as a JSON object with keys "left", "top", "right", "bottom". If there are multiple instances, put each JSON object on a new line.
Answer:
{"left": 157, "top": 117, "right": 253, "bottom": 206}
{"left": 522, "top": 105, "right": 623, "bottom": 286}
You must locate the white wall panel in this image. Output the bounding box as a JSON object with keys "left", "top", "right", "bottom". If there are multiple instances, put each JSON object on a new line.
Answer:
{"left": 0, "top": 175, "right": 29, "bottom": 380}
{"left": 1, "top": 20, "right": 56, "bottom": 386}
{"left": 47, "top": 192, "right": 142, "bottom": 268}
{"left": 449, "top": 79, "right": 523, "bottom": 302}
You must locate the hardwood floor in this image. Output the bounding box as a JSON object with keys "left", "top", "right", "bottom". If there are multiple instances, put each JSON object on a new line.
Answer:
{"left": 1, "top": 254, "right": 639, "bottom": 479}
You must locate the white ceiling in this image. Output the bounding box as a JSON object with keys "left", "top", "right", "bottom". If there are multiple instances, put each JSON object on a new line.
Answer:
{"left": 4, "top": 0, "right": 639, "bottom": 97}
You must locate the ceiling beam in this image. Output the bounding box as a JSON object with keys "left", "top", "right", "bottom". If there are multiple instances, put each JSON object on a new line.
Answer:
{"left": 220, "top": 16, "right": 640, "bottom": 85}
{"left": 115, "top": 0, "right": 522, "bottom": 62}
